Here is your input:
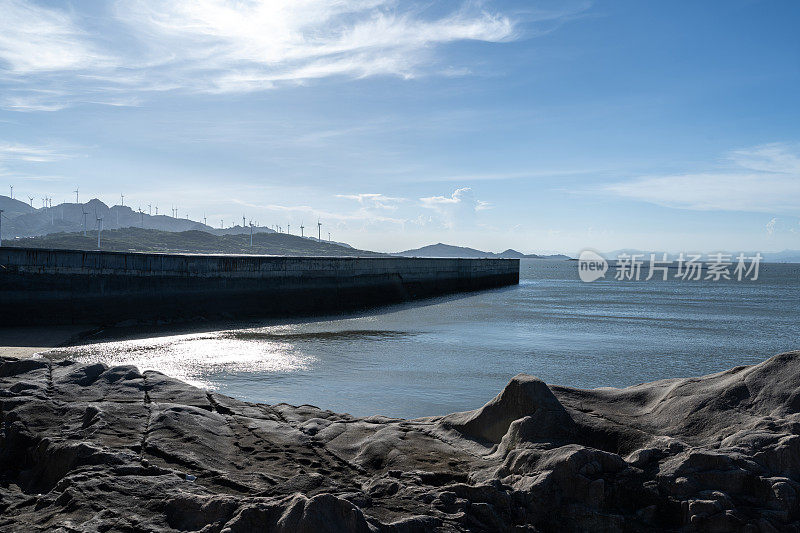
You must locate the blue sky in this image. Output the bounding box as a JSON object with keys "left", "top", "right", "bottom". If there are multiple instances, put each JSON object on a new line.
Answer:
{"left": 0, "top": 0, "right": 798, "bottom": 253}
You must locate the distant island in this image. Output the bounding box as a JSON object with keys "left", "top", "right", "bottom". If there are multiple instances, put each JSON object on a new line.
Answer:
{"left": 395, "top": 242, "right": 570, "bottom": 260}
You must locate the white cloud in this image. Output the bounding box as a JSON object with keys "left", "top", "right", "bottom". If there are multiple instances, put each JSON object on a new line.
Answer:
{"left": 336, "top": 193, "right": 404, "bottom": 210}
{"left": 766, "top": 217, "right": 777, "bottom": 236}
{"left": 728, "top": 143, "right": 800, "bottom": 174}
{"left": 232, "top": 198, "right": 406, "bottom": 227}
{"left": 0, "top": 0, "right": 109, "bottom": 73}
{"left": 602, "top": 144, "right": 800, "bottom": 214}
{"left": 0, "top": 0, "right": 562, "bottom": 109}
{"left": 0, "top": 142, "right": 75, "bottom": 162}
{"left": 420, "top": 187, "right": 490, "bottom": 228}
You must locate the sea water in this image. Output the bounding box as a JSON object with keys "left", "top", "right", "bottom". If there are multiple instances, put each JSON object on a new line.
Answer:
{"left": 53, "top": 259, "right": 800, "bottom": 418}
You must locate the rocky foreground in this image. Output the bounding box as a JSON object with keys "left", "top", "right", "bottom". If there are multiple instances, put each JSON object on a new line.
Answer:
{"left": 1, "top": 353, "right": 799, "bottom": 532}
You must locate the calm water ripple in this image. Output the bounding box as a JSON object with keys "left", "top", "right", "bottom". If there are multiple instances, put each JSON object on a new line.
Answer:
{"left": 51, "top": 259, "right": 800, "bottom": 418}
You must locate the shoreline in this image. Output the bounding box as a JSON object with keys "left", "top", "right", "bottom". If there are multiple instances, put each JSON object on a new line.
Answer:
{"left": 0, "top": 325, "right": 99, "bottom": 359}
{"left": 2, "top": 351, "right": 798, "bottom": 531}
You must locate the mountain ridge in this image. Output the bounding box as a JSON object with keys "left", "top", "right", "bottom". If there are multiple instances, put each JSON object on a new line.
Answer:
{"left": 3, "top": 227, "right": 383, "bottom": 257}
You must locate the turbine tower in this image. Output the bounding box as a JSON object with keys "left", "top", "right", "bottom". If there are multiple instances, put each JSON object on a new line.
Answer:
{"left": 27, "top": 196, "right": 34, "bottom": 207}
{"left": 120, "top": 193, "right": 124, "bottom": 207}
{"left": 203, "top": 214, "right": 207, "bottom": 226}
{"left": 242, "top": 215, "right": 246, "bottom": 228}
{"left": 249, "top": 220, "right": 254, "bottom": 246}
{"left": 138, "top": 207, "right": 144, "bottom": 227}
{"left": 317, "top": 219, "right": 322, "bottom": 242}
{"left": 9, "top": 185, "right": 12, "bottom": 199}
{"left": 82, "top": 208, "right": 88, "bottom": 236}
{"left": 96, "top": 216, "right": 104, "bottom": 249}
{"left": 300, "top": 221, "right": 304, "bottom": 237}
{"left": 148, "top": 204, "right": 152, "bottom": 216}
{"left": 74, "top": 187, "right": 79, "bottom": 203}
{"left": 287, "top": 223, "right": 290, "bottom": 235}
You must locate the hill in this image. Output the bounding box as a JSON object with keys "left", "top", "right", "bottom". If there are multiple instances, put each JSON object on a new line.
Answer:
{"left": 0, "top": 196, "right": 276, "bottom": 238}
{"left": 3, "top": 227, "right": 384, "bottom": 257}
{"left": 395, "top": 243, "right": 569, "bottom": 259}
{"left": 0, "top": 195, "right": 36, "bottom": 219}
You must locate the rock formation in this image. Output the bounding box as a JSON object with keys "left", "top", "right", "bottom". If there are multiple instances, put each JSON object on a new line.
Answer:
{"left": 1, "top": 351, "right": 799, "bottom": 531}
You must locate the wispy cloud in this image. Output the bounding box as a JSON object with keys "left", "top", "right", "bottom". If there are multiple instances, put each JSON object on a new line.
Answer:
{"left": 602, "top": 143, "right": 800, "bottom": 214}
{"left": 766, "top": 217, "right": 777, "bottom": 236}
{"left": 0, "top": 0, "right": 586, "bottom": 110}
{"left": 231, "top": 198, "right": 406, "bottom": 227}
{"left": 728, "top": 143, "right": 800, "bottom": 174}
{"left": 0, "top": 142, "right": 76, "bottom": 162}
{"left": 336, "top": 193, "right": 405, "bottom": 210}
{"left": 0, "top": 0, "right": 110, "bottom": 73}
{"left": 117, "top": 0, "right": 516, "bottom": 91}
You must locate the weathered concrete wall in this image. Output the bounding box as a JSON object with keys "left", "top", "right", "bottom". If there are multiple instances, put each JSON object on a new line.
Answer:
{"left": 0, "top": 248, "right": 519, "bottom": 325}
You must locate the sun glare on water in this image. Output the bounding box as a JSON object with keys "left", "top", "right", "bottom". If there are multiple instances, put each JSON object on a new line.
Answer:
{"left": 50, "top": 332, "right": 315, "bottom": 390}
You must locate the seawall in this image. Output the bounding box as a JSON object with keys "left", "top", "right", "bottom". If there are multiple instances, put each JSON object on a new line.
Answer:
{"left": 0, "top": 247, "right": 519, "bottom": 325}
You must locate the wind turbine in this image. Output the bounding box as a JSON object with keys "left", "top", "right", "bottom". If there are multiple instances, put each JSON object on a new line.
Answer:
{"left": 148, "top": 204, "right": 152, "bottom": 216}
{"left": 96, "top": 216, "right": 104, "bottom": 249}
{"left": 242, "top": 215, "right": 246, "bottom": 228}
{"left": 249, "top": 220, "right": 254, "bottom": 246}
{"left": 287, "top": 223, "right": 290, "bottom": 235}
{"left": 27, "top": 196, "right": 34, "bottom": 207}
{"left": 203, "top": 214, "right": 207, "bottom": 226}
{"left": 0, "top": 208, "right": 15, "bottom": 246}
{"left": 300, "top": 221, "right": 304, "bottom": 237}
{"left": 120, "top": 193, "right": 124, "bottom": 207}
{"left": 317, "top": 219, "right": 322, "bottom": 242}
{"left": 82, "top": 208, "right": 88, "bottom": 236}
{"left": 138, "top": 206, "right": 144, "bottom": 227}
{"left": 9, "top": 185, "right": 12, "bottom": 199}
{"left": 155, "top": 205, "right": 158, "bottom": 215}
{"left": 0, "top": 210, "right": 11, "bottom": 245}
{"left": 220, "top": 219, "right": 224, "bottom": 229}
{"left": 74, "top": 187, "right": 79, "bottom": 203}
{"left": 328, "top": 232, "right": 331, "bottom": 242}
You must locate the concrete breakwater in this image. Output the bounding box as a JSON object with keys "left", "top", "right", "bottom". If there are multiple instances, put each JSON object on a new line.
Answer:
{"left": 0, "top": 248, "right": 519, "bottom": 325}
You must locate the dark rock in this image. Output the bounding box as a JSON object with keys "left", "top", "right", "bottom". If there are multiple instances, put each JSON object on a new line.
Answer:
{"left": 1, "top": 351, "right": 800, "bottom": 531}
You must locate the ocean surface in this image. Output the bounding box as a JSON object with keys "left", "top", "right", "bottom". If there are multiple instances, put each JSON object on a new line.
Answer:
{"left": 52, "top": 259, "right": 800, "bottom": 419}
